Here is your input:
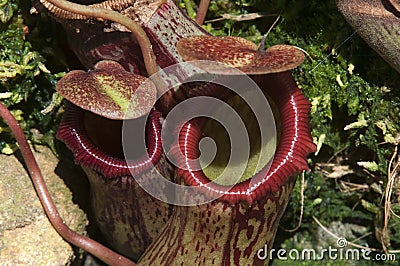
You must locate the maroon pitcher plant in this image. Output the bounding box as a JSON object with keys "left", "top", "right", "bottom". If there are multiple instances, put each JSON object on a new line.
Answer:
{"left": 13, "top": 0, "right": 320, "bottom": 264}
{"left": 337, "top": 0, "right": 400, "bottom": 74}
{"left": 55, "top": 60, "right": 173, "bottom": 261}
{"left": 137, "top": 36, "right": 316, "bottom": 265}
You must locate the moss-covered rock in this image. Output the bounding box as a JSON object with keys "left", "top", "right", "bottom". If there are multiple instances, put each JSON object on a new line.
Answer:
{"left": 0, "top": 145, "right": 88, "bottom": 265}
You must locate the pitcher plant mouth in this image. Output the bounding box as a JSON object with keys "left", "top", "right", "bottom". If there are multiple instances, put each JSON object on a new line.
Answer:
{"left": 56, "top": 103, "right": 163, "bottom": 178}
{"left": 199, "top": 93, "right": 279, "bottom": 186}
{"left": 174, "top": 71, "right": 316, "bottom": 205}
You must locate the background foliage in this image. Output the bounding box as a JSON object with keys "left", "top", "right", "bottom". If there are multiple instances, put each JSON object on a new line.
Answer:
{"left": 1, "top": 0, "right": 399, "bottom": 264}
{"left": 0, "top": 0, "right": 66, "bottom": 153}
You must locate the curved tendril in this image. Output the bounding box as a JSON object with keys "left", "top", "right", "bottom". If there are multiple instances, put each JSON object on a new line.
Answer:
{"left": 195, "top": 0, "right": 210, "bottom": 25}
{"left": 0, "top": 101, "right": 136, "bottom": 266}
{"left": 42, "top": 0, "right": 157, "bottom": 77}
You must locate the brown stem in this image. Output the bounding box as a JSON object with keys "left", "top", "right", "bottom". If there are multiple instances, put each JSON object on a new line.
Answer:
{"left": 0, "top": 101, "right": 136, "bottom": 266}
{"left": 258, "top": 15, "right": 280, "bottom": 53}
{"left": 195, "top": 0, "right": 210, "bottom": 25}
{"left": 42, "top": 0, "right": 158, "bottom": 77}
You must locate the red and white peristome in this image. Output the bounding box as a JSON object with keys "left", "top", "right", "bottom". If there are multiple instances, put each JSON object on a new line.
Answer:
{"left": 173, "top": 71, "right": 316, "bottom": 205}
{"left": 56, "top": 103, "right": 163, "bottom": 178}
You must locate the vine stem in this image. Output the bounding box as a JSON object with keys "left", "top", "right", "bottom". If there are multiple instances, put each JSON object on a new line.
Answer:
{"left": 195, "top": 0, "right": 210, "bottom": 25}
{"left": 42, "top": 0, "right": 158, "bottom": 77}
{"left": 0, "top": 101, "right": 136, "bottom": 266}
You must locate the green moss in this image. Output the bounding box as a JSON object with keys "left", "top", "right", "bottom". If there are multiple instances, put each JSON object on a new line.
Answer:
{"left": 0, "top": 0, "right": 64, "bottom": 154}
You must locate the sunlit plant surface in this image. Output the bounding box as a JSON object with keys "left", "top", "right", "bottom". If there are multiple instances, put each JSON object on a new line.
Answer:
{"left": 1, "top": 0, "right": 399, "bottom": 264}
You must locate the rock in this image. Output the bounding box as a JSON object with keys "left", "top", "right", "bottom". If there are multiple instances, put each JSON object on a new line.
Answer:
{"left": 317, "top": 221, "right": 368, "bottom": 249}
{"left": 0, "top": 144, "right": 88, "bottom": 265}
{"left": 276, "top": 221, "right": 368, "bottom": 264}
